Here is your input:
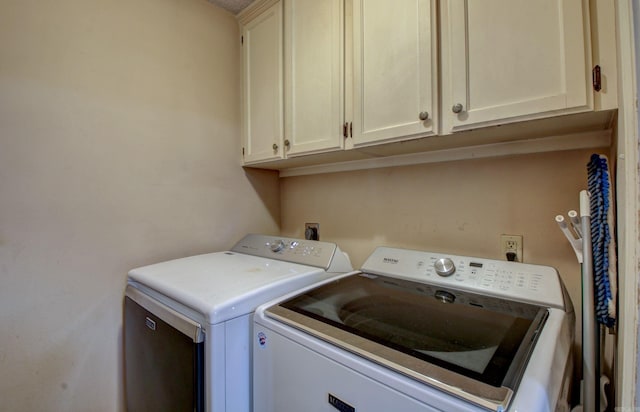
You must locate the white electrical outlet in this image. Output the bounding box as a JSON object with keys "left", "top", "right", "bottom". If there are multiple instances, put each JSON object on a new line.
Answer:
{"left": 501, "top": 235, "right": 523, "bottom": 262}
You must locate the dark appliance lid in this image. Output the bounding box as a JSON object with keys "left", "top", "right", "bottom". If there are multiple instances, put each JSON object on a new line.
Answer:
{"left": 265, "top": 272, "right": 548, "bottom": 411}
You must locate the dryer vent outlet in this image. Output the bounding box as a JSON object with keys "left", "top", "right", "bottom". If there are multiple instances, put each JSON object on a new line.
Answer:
{"left": 305, "top": 223, "right": 319, "bottom": 241}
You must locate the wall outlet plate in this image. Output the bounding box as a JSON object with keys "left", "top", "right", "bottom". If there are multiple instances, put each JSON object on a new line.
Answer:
{"left": 305, "top": 223, "right": 319, "bottom": 240}
{"left": 501, "top": 234, "right": 523, "bottom": 262}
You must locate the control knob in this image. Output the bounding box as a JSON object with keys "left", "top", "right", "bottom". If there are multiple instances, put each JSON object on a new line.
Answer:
{"left": 270, "top": 240, "right": 285, "bottom": 253}
{"left": 434, "top": 258, "right": 456, "bottom": 277}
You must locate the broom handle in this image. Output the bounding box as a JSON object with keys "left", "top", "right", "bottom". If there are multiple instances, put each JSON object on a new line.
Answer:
{"left": 581, "top": 190, "right": 597, "bottom": 412}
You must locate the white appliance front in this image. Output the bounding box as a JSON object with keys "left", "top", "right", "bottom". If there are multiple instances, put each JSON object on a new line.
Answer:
{"left": 253, "top": 247, "right": 575, "bottom": 412}
{"left": 124, "top": 234, "right": 353, "bottom": 412}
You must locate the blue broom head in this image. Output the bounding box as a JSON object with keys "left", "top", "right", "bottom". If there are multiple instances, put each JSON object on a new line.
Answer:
{"left": 587, "top": 154, "right": 615, "bottom": 328}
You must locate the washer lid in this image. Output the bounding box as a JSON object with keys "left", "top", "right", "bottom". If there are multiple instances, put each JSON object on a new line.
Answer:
{"left": 128, "top": 251, "right": 328, "bottom": 324}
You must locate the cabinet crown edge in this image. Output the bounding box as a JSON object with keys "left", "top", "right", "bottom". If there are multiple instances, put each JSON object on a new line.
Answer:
{"left": 237, "top": 0, "right": 280, "bottom": 25}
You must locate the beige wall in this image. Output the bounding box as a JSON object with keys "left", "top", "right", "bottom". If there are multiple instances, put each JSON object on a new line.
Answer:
{"left": 281, "top": 148, "right": 604, "bottom": 340}
{"left": 0, "top": 0, "right": 617, "bottom": 409}
{"left": 0, "top": 0, "right": 278, "bottom": 410}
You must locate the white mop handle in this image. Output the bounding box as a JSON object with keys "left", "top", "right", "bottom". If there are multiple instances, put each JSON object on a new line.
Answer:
{"left": 580, "top": 190, "right": 591, "bottom": 217}
{"left": 580, "top": 189, "right": 596, "bottom": 412}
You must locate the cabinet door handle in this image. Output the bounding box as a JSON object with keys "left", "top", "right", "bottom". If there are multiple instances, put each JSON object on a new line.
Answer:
{"left": 272, "top": 143, "right": 278, "bottom": 150}
{"left": 419, "top": 111, "right": 429, "bottom": 121}
{"left": 452, "top": 103, "right": 464, "bottom": 114}
{"left": 284, "top": 139, "right": 290, "bottom": 147}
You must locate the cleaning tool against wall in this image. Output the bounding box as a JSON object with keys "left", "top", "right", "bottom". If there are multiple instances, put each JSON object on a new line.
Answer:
{"left": 559, "top": 153, "right": 618, "bottom": 412}
{"left": 556, "top": 191, "right": 597, "bottom": 412}
{"left": 579, "top": 190, "right": 598, "bottom": 412}
{"left": 586, "top": 154, "right": 617, "bottom": 328}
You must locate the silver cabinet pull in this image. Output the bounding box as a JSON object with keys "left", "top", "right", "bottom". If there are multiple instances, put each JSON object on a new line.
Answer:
{"left": 419, "top": 111, "right": 429, "bottom": 121}
{"left": 452, "top": 103, "right": 463, "bottom": 114}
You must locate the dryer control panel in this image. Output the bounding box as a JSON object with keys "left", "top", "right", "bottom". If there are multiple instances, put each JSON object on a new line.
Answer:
{"left": 361, "top": 247, "right": 567, "bottom": 310}
{"left": 231, "top": 234, "right": 353, "bottom": 273}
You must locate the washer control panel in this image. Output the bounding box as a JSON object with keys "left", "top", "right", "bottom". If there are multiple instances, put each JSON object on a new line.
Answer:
{"left": 231, "top": 234, "right": 352, "bottom": 273}
{"left": 423, "top": 256, "right": 545, "bottom": 293}
{"left": 361, "top": 246, "right": 565, "bottom": 309}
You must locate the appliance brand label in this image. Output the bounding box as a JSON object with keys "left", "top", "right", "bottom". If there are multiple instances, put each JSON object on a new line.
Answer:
{"left": 257, "top": 332, "right": 267, "bottom": 348}
{"left": 145, "top": 317, "right": 156, "bottom": 331}
{"left": 328, "top": 394, "right": 355, "bottom": 412}
{"left": 382, "top": 257, "right": 399, "bottom": 264}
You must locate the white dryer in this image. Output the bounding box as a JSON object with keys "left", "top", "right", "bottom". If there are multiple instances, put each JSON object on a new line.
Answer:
{"left": 253, "top": 246, "right": 575, "bottom": 412}
{"left": 124, "top": 234, "right": 352, "bottom": 412}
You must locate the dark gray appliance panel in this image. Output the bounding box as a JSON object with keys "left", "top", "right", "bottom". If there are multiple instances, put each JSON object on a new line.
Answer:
{"left": 124, "top": 294, "right": 204, "bottom": 412}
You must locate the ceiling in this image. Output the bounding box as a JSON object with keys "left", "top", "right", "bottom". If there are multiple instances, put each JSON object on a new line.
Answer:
{"left": 207, "top": 0, "right": 255, "bottom": 15}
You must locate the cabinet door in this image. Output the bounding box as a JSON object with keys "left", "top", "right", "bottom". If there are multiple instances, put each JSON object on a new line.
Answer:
{"left": 351, "top": 0, "right": 437, "bottom": 147}
{"left": 241, "top": 1, "right": 284, "bottom": 164}
{"left": 441, "top": 0, "right": 592, "bottom": 133}
{"left": 285, "top": 0, "right": 344, "bottom": 156}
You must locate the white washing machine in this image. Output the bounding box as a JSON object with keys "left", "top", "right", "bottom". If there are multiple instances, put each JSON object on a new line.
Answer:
{"left": 123, "top": 234, "right": 353, "bottom": 412}
{"left": 253, "top": 246, "right": 575, "bottom": 412}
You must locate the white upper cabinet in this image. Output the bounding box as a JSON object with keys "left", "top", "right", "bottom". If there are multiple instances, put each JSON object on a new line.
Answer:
{"left": 240, "top": 1, "right": 284, "bottom": 164}
{"left": 239, "top": 0, "right": 613, "bottom": 169}
{"left": 351, "top": 0, "right": 438, "bottom": 147}
{"left": 284, "top": 0, "right": 345, "bottom": 156}
{"left": 440, "top": 0, "right": 592, "bottom": 133}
